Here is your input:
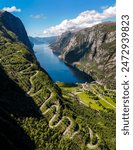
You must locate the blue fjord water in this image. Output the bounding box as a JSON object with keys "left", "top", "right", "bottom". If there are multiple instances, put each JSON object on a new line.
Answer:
{"left": 34, "top": 44, "right": 92, "bottom": 83}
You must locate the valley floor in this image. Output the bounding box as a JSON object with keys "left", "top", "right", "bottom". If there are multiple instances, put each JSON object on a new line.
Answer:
{"left": 57, "top": 82, "right": 116, "bottom": 112}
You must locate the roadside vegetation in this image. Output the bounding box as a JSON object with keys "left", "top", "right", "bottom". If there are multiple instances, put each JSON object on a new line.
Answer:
{"left": 0, "top": 23, "right": 116, "bottom": 150}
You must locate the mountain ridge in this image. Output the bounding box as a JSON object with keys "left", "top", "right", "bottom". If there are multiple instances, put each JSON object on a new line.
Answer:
{"left": 0, "top": 12, "right": 116, "bottom": 150}
{"left": 0, "top": 11, "right": 33, "bottom": 52}
{"left": 50, "top": 22, "right": 116, "bottom": 89}
{"left": 29, "top": 36, "right": 57, "bottom": 45}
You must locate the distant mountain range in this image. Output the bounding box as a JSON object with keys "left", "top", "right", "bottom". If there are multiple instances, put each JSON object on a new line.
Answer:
{"left": 50, "top": 22, "right": 116, "bottom": 89}
{"left": 29, "top": 36, "right": 57, "bottom": 45}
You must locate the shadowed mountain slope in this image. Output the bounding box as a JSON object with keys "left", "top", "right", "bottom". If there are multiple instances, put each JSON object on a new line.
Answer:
{"left": 0, "top": 11, "right": 33, "bottom": 52}
{"left": 0, "top": 11, "right": 116, "bottom": 150}
{"left": 51, "top": 22, "right": 116, "bottom": 89}
{"left": 0, "top": 67, "right": 36, "bottom": 150}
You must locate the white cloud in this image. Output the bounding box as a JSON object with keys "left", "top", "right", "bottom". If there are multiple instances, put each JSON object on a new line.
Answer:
{"left": 2, "top": 6, "right": 21, "bottom": 13}
{"left": 43, "top": 5, "right": 116, "bottom": 37}
{"left": 30, "top": 14, "right": 46, "bottom": 19}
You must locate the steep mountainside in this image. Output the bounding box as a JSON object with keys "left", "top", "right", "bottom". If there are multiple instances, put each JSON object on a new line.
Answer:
{"left": 0, "top": 67, "right": 36, "bottom": 150}
{"left": 51, "top": 22, "right": 116, "bottom": 89}
{"left": 0, "top": 11, "right": 115, "bottom": 150}
{"left": 0, "top": 10, "right": 61, "bottom": 149}
{"left": 0, "top": 11, "right": 33, "bottom": 52}
{"left": 50, "top": 31, "right": 73, "bottom": 55}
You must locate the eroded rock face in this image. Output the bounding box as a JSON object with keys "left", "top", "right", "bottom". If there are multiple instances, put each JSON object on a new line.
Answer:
{"left": 0, "top": 11, "right": 33, "bottom": 52}
{"left": 51, "top": 22, "right": 116, "bottom": 89}
{"left": 50, "top": 31, "right": 73, "bottom": 55}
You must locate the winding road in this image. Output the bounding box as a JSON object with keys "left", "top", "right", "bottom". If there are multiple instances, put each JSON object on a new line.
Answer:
{"left": 87, "top": 128, "right": 99, "bottom": 149}
{"left": 0, "top": 44, "right": 98, "bottom": 149}
{"left": 39, "top": 92, "right": 78, "bottom": 137}
{"left": 0, "top": 49, "right": 100, "bottom": 149}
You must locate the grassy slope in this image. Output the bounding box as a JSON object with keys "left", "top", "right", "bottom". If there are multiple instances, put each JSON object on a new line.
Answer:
{"left": 57, "top": 82, "right": 116, "bottom": 150}
{"left": 0, "top": 23, "right": 115, "bottom": 149}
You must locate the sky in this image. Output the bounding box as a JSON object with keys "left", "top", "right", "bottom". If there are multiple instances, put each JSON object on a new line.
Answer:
{"left": 0, "top": 0, "right": 116, "bottom": 37}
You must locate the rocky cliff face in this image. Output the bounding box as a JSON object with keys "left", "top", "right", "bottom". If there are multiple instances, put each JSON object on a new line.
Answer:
{"left": 50, "top": 31, "right": 73, "bottom": 55}
{"left": 0, "top": 12, "right": 116, "bottom": 149}
{"left": 0, "top": 11, "right": 33, "bottom": 52}
{"left": 51, "top": 22, "right": 116, "bottom": 89}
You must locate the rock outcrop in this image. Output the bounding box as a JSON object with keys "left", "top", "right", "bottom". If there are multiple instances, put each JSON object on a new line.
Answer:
{"left": 0, "top": 12, "right": 116, "bottom": 149}
{"left": 51, "top": 22, "right": 116, "bottom": 89}
{"left": 50, "top": 31, "right": 73, "bottom": 55}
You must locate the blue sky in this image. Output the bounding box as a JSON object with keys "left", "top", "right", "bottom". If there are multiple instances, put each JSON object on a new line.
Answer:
{"left": 0, "top": 0, "right": 116, "bottom": 37}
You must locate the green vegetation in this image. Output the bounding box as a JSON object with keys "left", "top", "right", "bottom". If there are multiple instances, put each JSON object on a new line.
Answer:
{"left": 57, "top": 82, "right": 116, "bottom": 150}
{"left": 58, "top": 82, "right": 116, "bottom": 110}
{"left": 0, "top": 14, "right": 116, "bottom": 150}
{"left": 77, "top": 92, "right": 103, "bottom": 111}
{"left": 51, "top": 22, "right": 116, "bottom": 89}
{"left": 100, "top": 22, "right": 116, "bottom": 32}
